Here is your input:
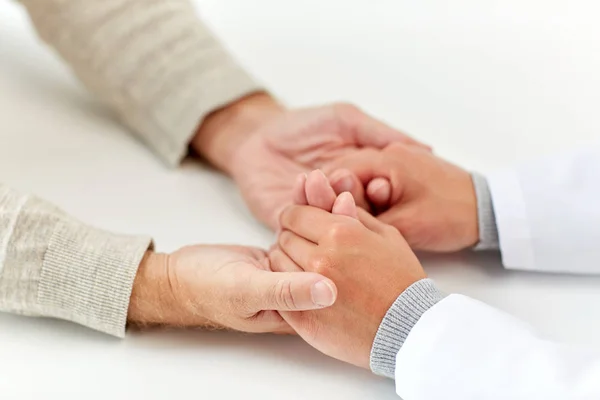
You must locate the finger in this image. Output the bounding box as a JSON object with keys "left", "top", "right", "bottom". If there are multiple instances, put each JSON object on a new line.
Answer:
{"left": 331, "top": 192, "right": 358, "bottom": 219}
{"left": 336, "top": 104, "right": 432, "bottom": 151}
{"left": 278, "top": 230, "right": 316, "bottom": 267}
{"left": 242, "top": 246, "right": 269, "bottom": 260}
{"left": 280, "top": 205, "right": 348, "bottom": 243}
{"left": 357, "top": 208, "right": 389, "bottom": 235}
{"left": 358, "top": 118, "right": 429, "bottom": 150}
{"left": 323, "top": 149, "right": 390, "bottom": 185}
{"left": 258, "top": 255, "right": 272, "bottom": 271}
{"left": 366, "top": 178, "right": 392, "bottom": 210}
{"left": 269, "top": 248, "right": 304, "bottom": 272}
{"left": 292, "top": 173, "right": 308, "bottom": 205}
{"left": 252, "top": 270, "right": 337, "bottom": 311}
{"left": 272, "top": 320, "right": 297, "bottom": 335}
{"left": 244, "top": 310, "right": 291, "bottom": 333}
{"left": 328, "top": 169, "right": 369, "bottom": 210}
{"left": 305, "top": 170, "right": 337, "bottom": 211}
{"left": 324, "top": 150, "right": 406, "bottom": 206}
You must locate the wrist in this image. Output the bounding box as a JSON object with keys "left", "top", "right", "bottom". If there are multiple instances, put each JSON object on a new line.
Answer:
{"left": 192, "top": 92, "right": 285, "bottom": 175}
{"left": 128, "top": 251, "right": 176, "bottom": 326}
{"left": 447, "top": 170, "right": 480, "bottom": 251}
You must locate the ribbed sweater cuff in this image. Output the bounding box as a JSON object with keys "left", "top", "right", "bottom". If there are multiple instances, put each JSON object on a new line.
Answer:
{"left": 370, "top": 279, "right": 446, "bottom": 379}
{"left": 39, "top": 221, "right": 152, "bottom": 338}
{"left": 472, "top": 173, "right": 500, "bottom": 251}
{"left": 140, "top": 63, "right": 262, "bottom": 167}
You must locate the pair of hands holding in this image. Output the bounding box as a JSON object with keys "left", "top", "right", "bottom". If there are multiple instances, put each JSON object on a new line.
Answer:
{"left": 128, "top": 93, "right": 478, "bottom": 368}
{"left": 270, "top": 153, "right": 476, "bottom": 368}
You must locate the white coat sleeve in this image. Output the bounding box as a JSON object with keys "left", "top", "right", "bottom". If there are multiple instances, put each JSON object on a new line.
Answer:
{"left": 487, "top": 144, "right": 600, "bottom": 273}
{"left": 394, "top": 295, "right": 600, "bottom": 400}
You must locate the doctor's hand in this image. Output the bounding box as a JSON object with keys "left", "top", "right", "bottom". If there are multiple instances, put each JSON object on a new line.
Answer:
{"left": 270, "top": 174, "right": 426, "bottom": 368}
{"left": 193, "top": 93, "right": 430, "bottom": 229}
{"left": 325, "top": 143, "right": 479, "bottom": 252}
{"left": 127, "top": 244, "right": 337, "bottom": 334}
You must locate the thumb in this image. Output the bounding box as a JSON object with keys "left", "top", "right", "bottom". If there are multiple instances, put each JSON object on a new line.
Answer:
{"left": 292, "top": 173, "right": 308, "bottom": 205}
{"left": 366, "top": 177, "right": 392, "bottom": 210}
{"left": 305, "top": 170, "right": 337, "bottom": 211}
{"left": 376, "top": 206, "right": 411, "bottom": 232}
{"left": 252, "top": 271, "right": 337, "bottom": 312}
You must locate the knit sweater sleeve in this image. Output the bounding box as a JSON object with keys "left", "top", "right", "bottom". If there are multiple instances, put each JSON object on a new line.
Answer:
{"left": 18, "top": 0, "right": 263, "bottom": 166}
{"left": 0, "top": 183, "right": 152, "bottom": 337}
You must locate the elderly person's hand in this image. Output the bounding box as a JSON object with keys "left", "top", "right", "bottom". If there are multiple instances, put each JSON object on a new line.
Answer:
{"left": 128, "top": 244, "right": 337, "bottom": 333}
{"left": 193, "top": 93, "right": 429, "bottom": 229}
{"left": 269, "top": 172, "right": 426, "bottom": 368}
{"left": 324, "top": 143, "right": 479, "bottom": 252}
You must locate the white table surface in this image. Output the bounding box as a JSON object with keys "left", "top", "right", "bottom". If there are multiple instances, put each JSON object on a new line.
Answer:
{"left": 1, "top": 1, "right": 600, "bottom": 398}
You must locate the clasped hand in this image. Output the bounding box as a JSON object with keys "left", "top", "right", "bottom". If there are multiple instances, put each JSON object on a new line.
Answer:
{"left": 128, "top": 98, "right": 430, "bottom": 335}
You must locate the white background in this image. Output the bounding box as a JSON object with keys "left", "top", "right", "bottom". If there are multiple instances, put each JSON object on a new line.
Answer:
{"left": 1, "top": 1, "right": 600, "bottom": 398}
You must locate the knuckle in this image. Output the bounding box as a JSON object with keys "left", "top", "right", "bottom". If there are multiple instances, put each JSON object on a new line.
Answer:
{"left": 358, "top": 147, "right": 380, "bottom": 160}
{"left": 325, "top": 222, "right": 357, "bottom": 244}
{"left": 309, "top": 254, "right": 335, "bottom": 274}
{"left": 326, "top": 223, "right": 346, "bottom": 242}
{"left": 273, "top": 279, "right": 297, "bottom": 310}
{"left": 268, "top": 250, "right": 283, "bottom": 271}
{"left": 384, "top": 143, "right": 417, "bottom": 161}
{"left": 333, "top": 102, "right": 361, "bottom": 117}
{"left": 385, "top": 142, "right": 408, "bottom": 153}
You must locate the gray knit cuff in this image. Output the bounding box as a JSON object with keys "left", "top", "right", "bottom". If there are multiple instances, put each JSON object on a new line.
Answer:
{"left": 472, "top": 173, "right": 500, "bottom": 251}
{"left": 370, "top": 279, "right": 446, "bottom": 379}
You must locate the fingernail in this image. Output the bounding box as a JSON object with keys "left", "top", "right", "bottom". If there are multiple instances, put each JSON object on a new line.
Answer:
{"left": 311, "top": 281, "right": 336, "bottom": 307}
{"left": 369, "top": 180, "right": 387, "bottom": 193}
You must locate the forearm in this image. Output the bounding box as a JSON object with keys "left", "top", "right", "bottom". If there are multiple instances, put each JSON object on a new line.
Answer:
{"left": 0, "top": 183, "right": 150, "bottom": 337}
{"left": 19, "top": 0, "right": 262, "bottom": 167}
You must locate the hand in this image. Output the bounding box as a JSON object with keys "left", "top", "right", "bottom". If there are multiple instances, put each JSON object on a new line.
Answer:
{"left": 325, "top": 143, "right": 479, "bottom": 252}
{"left": 193, "top": 93, "right": 430, "bottom": 229}
{"left": 127, "top": 244, "right": 337, "bottom": 333}
{"left": 270, "top": 173, "right": 426, "bottom": 368}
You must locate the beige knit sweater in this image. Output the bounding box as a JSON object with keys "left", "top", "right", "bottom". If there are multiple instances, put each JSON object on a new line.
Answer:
{"left": 1, "top": 0, "right": 261, "bottom": 337}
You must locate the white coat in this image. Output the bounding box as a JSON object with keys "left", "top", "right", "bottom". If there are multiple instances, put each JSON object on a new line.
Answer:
{"left": 393, "top": 145, "right": 600, "bottom": 399}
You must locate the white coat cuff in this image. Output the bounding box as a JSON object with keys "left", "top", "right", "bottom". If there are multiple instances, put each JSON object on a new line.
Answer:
{"left": 487, "top": 168, "right": 536, "bottom": 270}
